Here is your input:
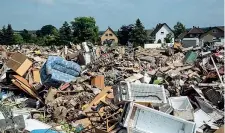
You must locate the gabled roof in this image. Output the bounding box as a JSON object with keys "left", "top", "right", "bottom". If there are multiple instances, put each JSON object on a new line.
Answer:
{"left": 101, "top": 27, "right": 117, "bottom": 37}
{"left": 150, "top": 23, "right": 173, "bottom": 36}
{"left": 201, "top": 31, "right": 224, "bottom": 39}
{"left": 217, "top": 26, "right": 224, "bottom": 32}
{"left": 145, "top": 29, "right": 154, "bottom": 36}
{"left": 211, "top": 32, "right": 224, "bottom": 38}
{"left": 187, "top": 26, "right": 204, "bottom": 34}
{"left": 200, "top": 26, "right": 224, "bottom": 38}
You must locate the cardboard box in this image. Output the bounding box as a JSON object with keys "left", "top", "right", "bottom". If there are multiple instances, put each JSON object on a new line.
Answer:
{"left": 6, "top": 53, "right": 32, "bottom": 76}
{"left": 33, "top": 69, "right": 41, "bottom": 83}
{"left": 91, "top": 75, "right": 105, "bottom": 90}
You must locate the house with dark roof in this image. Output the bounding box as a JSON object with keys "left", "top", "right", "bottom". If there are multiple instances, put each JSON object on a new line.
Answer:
{"left": 184, "top": 26, "right": 204, "bottom": 38}
{"left": 200, "top": 26, "right": 224, "bottom": 43}
{"left": 180, "top": 26, "right": 224, "bottom": 47}
{"left": 150, "top": 23, "right": 174, "bottom": 43}
{"left": 100, "top": 27, "right": 118, "bottom": 45}
{"left": 180, "top": 26, "right": 204, "bottom": 47}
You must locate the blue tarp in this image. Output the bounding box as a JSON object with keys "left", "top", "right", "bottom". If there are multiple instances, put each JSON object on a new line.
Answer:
{"left": 40, "top": 56, "right": 81, "bottom": 85}
{"left": 31, "top": 129, "right": 59, "bottom": 133}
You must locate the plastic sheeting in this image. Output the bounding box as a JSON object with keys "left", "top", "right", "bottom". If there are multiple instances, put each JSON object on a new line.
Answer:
{"left": 40, "top": 56, "right": 81, "bottom": 85}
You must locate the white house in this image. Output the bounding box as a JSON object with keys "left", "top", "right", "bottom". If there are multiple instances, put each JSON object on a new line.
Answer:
{"left": 151, "top": 23, "right": 174, "bottom": 44}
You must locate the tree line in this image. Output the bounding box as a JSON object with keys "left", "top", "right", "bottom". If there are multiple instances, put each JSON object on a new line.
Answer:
{"left": 0, "top": 17, "right": 186, "bottom": 46}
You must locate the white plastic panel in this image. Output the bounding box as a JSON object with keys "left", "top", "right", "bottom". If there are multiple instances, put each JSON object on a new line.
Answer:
{"left": 194, "top": 109, "right": 211, "bottom": 128}
{"left": 133, "top": 108, "right": 185, "bottom": 133}
{"left": 125, "top": 103, "right": 196, "bottom": 133}
{"left": 119, "top": 82, "right": 167, "bottom": 104}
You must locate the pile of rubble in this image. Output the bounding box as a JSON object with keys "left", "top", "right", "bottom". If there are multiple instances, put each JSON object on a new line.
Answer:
{"left": 0, "top": 42, "right": 223, "bottom": 133}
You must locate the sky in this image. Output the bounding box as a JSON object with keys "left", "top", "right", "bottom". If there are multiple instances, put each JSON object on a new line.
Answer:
{"left": 0, "top": 0, "right": 224, "bottom": 31}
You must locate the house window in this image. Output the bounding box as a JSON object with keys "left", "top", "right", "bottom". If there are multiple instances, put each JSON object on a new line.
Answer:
{"left": 212, "top": 30, "right": 217, "bottom": 33}
{"left": 190, "top": 34, "right": 193, "bottom": 37}
{"left": 161, "top": 32, "right": 164, "bottom": 35}
{"left": 109, "top": 33, "right": 113, "bottom": 36}
{"left": 105, "top": 34, "right": 108, "bottom": 36}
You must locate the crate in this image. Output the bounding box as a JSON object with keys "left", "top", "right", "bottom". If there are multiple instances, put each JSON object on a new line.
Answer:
{"left": 169, "top": 96, "right": 194, "bottom": 121}
{"left": 114, "top": 82, "right": 167, "bottom": 106}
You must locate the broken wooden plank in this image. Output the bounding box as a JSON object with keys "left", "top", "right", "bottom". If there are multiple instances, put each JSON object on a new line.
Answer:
{"left": 83, "top": 86, "right": 111, "bottom": 113}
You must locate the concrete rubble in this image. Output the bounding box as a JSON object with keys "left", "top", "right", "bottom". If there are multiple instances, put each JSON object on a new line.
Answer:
{"left": 0, "top": 43, "right": 223, "bottom": 133}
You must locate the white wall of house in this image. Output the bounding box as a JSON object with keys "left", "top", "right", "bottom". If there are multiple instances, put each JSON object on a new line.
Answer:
{"left": 144, "top": 43, "right": 162, "bottom": 48}
{"left": 154, "top": 25, "right": 174, "bottom": 43}
{"left": 144, "top": 43, "right": 174, "bottom": 49}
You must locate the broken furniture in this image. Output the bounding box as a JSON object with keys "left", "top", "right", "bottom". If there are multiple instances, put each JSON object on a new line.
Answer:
{"left": 40, "top": 56, "right": 81, "bottom": 84}
{"left": 85, "top": 100, "right": 122, "bottom": 133}
{"left": 11, "top": 75, "right": 43, "bottom": 103}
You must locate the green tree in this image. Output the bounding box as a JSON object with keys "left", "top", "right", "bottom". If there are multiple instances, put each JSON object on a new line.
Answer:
{"left": 174, "top": 22, "right": 186, "bottom": 38}
{"left": 21, "top": 29, "right": 32, "bottom": 43}
{"left": 130, "top": 19, "right": 147, "bottom": 47}
{"left": 5, "top": 24, "right": 14, "bottom": 45}
{"left": 34, "top": 37, "right": 45, "bottom": 45}
{"left": 36, "top": 30, "right": 42, "bottom": 37}
{"left": 13, "top": 34, "right": 24, "bottom": 44}
{"left": 71, "top": 17, "right": 99, "bottom": 43}
{"left": 36, "top": 25, "right": 59, "bottom": 46}
{"left": 164, "top": 33, "right": 173, "bottom": 43}
{"left": 117, "top": 24, "right": 134, "bottom": 45}
{"left": 43, "top": 36, "right": 57, "bottom": 46}
{"left": 0, "top": 26, "right": 6, "bottom": 44}
{"left": 59, "top": 21, "right": 72, "bottom": 44}
{"left": 40, "top": 25, "right": 58, "bottom": 36}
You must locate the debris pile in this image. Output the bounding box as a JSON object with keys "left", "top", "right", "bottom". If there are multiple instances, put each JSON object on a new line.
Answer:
{"left": 0, "top": 42, "right": 223, "bottom": 133}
